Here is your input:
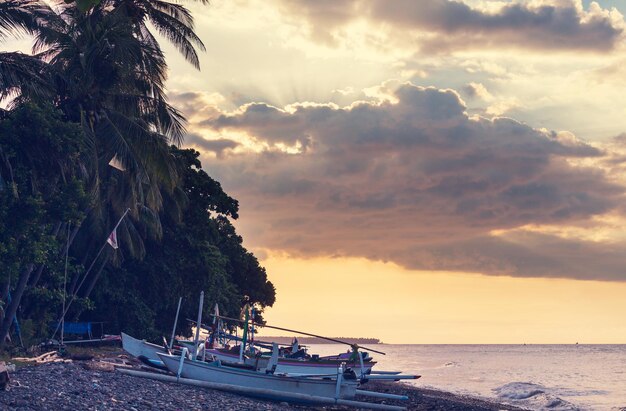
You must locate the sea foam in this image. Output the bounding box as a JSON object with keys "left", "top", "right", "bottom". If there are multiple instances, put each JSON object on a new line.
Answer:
{"left": 494, "top": 382, "right": 580, "bottom": 410}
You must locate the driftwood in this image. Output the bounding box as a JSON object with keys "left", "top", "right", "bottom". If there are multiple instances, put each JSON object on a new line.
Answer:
{"left": 81, "top": 356, "right": 137, "bottom": 373}
{"left": 13, "top": 350, "right": 56, "bottom": 362}
{"left": 12, "top": 351, "right": 72, "bottom": 365}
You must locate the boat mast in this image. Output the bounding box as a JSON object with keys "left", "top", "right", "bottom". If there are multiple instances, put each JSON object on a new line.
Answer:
{"left": 238, "top": 305, "right": 249, "bottom": 363}
{"left": 192, "top": 291, "right": 204, "bottom": 360}
{"left": 169, "top": 297, "right": 183, "bottom": 350}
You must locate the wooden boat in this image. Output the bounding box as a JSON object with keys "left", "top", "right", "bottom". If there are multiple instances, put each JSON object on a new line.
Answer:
{"left": 201, "top": 345, "right": 377, "bottom": 375}
{"left": 121, "top": 332, "right": 168, "bottom": 365}
{"left": 120, "top": 295, "right": 412, "bottom": 409}
{"left": 192, "top": 314, "right": 379, "bottom": 375}
{"left": 157, "top": 351, "right": 359, "bottom": 400}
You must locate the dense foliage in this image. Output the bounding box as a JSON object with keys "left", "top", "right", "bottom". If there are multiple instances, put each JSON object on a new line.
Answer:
{"left": 0, "top": 0, "right": 275, "bottom": 349}
{"left": 87, "top": 148, "right": 275, "bottom": 341}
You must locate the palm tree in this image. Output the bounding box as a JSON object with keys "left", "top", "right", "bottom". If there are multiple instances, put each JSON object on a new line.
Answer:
{"left": 29, "top": 2, "right": 198, "bottom": 305}
{"left": 0, "top": 51, "right": 49, "bottom": 102}
{"left": 0, "top": 0, "right": 42, "bottom": 38}
{"left": 0, "top": 0, "right": 60, "bottom": 347}
{"left": 0, "top": 0, "right": 209, "bottom": 344}
{"left": 0, "top": 0, "right": 55, "bottom": 100}
{"left": 109, "top": 0, "right": 207, "bottom": 69}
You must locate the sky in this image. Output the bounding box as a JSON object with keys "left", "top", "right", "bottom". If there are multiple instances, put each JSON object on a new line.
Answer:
{"left": 6, "top": 0, "right": 626, "bottom": 343}
{"left": 157, "top": 0, "right": 626, "bottom": 344}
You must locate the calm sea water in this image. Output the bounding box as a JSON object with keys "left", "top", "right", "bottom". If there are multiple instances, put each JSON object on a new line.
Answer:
{"left": 306, "top": 344, "right": 626, "bottom": 410}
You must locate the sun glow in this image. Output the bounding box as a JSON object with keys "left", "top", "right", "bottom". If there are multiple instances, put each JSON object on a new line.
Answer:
{"left": 257, "top": 253, "right": 626, "bottom": 344}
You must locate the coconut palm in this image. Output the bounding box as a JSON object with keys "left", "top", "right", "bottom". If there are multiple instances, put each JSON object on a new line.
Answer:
{"left": 0, "top": 0, "right": 44, "bottom": 38}
{"left": 0, "top": 0, "right": 56, "bottom": 100}
{"left": 0, "top": 0, "right": 209, "bottom": 342}
{"left": 108, "top": 0, "right": 207, "bottom": 69}
{"left": 28, "top": 3, "right": 191, "bottom": 304}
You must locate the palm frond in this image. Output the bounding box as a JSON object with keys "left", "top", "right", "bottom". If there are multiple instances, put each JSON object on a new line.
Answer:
{"left": 0, "top": 51, "right": 51, "bottom": 100}
{"left": 0, "top": 0, "right": 50, "bottom": 38}
{"left": 145, "top": 7, "right": 204, "bottom": 69}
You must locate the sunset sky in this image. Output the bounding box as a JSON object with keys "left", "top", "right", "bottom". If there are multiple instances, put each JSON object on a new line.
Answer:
{"left": 159, "top": 0, "right": 626, "bottom": 344}
{"left": 10, "top": 0, "right": 626, "bottom": 343}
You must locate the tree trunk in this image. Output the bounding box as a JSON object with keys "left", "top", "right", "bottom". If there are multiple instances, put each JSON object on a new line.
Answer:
{"left": 0, "top": 282, "right": 9, "bottom": 302}
{"left": 29, "top": 264, "right": 46, "bottom": 289}
{"left": 0, "top": 281, "right": 9, "bottom": 325}
{"left": 0, "top": 282, "right": 8, "bottom": 329}
{"left": 67, "top": 222, "right": 81, "bottom": 251}
{"left": 0, "top": 264, "right": 34, "bottom": 348}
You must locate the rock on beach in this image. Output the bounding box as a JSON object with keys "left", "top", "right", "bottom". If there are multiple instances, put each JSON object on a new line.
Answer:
{"left": 0, "top": 360, "right": 527, "bottom": 410}
{"left": 0, "top": 362, "right": 294, "bottom": 411}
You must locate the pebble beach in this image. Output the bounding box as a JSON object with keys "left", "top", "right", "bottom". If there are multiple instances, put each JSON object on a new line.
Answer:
{"left": 0, "top": 351, "right": 527, "bottom": 411}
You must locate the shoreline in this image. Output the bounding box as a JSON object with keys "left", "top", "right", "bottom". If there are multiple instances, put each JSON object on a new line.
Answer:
{"left": 0, "top": 360, "right": 528, "bottom": 411}
{"left": 361, "top": 381, "right": 528, "bottom": 410}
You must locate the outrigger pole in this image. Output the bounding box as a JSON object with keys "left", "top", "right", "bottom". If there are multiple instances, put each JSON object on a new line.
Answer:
{"left": 214, "top": 314, "right": 386, "bottom": 356}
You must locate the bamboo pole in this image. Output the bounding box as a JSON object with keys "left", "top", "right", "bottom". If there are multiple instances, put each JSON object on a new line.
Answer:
{"left": 169, "top": 297, "right": 183, "bottom": 350}
{"left": 214, "top": 314, "right": 386, "bottom": 355}
{"left": 117, "top": 369, "right": 406, "bottom": 411}
{"left": 356, "top": 390, "right": 409, "bottom": 401}
{"left": 192, "top": 292, "right": 204, "bottom": 361}
{"left": 363, "top": 374, "right": 420, "bottom": 381}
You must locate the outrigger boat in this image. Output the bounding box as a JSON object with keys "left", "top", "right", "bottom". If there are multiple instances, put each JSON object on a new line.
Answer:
{"left": 119, "top": 292, "right": 417, "bottom": 410}
{"left": 123, "top": 300, "right": 412, "bottom": 381}
{"left": 121, "top": 332, "right": 170, "bottom": 368}
{"left": 198, "top": 310, "right": 416, "bottom": 381}
{"left": 157, "top": 348, "right": 359, "bottom": 400}
{"left": 122, "top": 297, "right": 187, "bottom": 369}
{"left": 186, "top": 304, "right": 381, "bottom": 375}
{"left": 199, "top": 342, "right": 378, "bottom": 376}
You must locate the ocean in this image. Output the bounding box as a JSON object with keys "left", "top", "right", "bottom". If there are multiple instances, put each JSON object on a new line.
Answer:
{"left": 306, "top": 344, "right": 626, "bottom": 410}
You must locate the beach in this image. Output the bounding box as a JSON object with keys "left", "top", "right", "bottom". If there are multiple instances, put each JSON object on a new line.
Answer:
{"left": 0, "top": 356, "right": 526, "bottom": 411}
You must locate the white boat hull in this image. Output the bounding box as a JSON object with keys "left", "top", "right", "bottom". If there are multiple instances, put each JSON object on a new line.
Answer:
{"left": 121, "top": 332, "right": 166, "bottom": 362}
{"left": 157, "top": 353, "right": 358, "bottom": 400}
{"left": 203, "top": 348, "right": 375, "bottom": 376}
{"left": 275, "top": 359, "right": 373, "bottom": 376}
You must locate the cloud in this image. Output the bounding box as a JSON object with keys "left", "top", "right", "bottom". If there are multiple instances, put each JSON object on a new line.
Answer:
{"left": 592, "top": 59, "right": 626, "bottom": 85}
{"left": 277, "top": 0, "right": 625, "bottom": 53}
{"left": 184, "top": 82, "right": 626, "bottom": 281}
{"left": 463, "top": 82, "right": 494, "bottom": 101}
{"left": 398, "top": 231, "right": 626, "bottom": 281}
{"left": 186, "top": 133, "right": 240, "bottom": 157}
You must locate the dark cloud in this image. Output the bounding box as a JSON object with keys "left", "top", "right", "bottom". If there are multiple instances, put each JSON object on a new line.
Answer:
{"left": 169, "top": 92, "right": 224, "bottom": 123}
{"left": 192, "top": 83, "right": 626, "bottom": 281}
{"left": 278, "top": 0, "right": 624, "bottom": 52}
{"left": 185, "top": 134, "right": 239, "bottom": 157}
{"left": 397, "top": 232, "right": 626, "bottom": 282}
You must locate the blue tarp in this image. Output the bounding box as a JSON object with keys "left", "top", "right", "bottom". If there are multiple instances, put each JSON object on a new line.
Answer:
{"left": 62, "top": 322, "right": 92, "bottom": 335}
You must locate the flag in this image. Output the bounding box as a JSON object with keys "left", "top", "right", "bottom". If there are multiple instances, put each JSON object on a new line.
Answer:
{"left": 108, "top": 154, "right": 125, "bottom": 171}
{"left": 107, "top": 228, "right": 118, "bottom": 249}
